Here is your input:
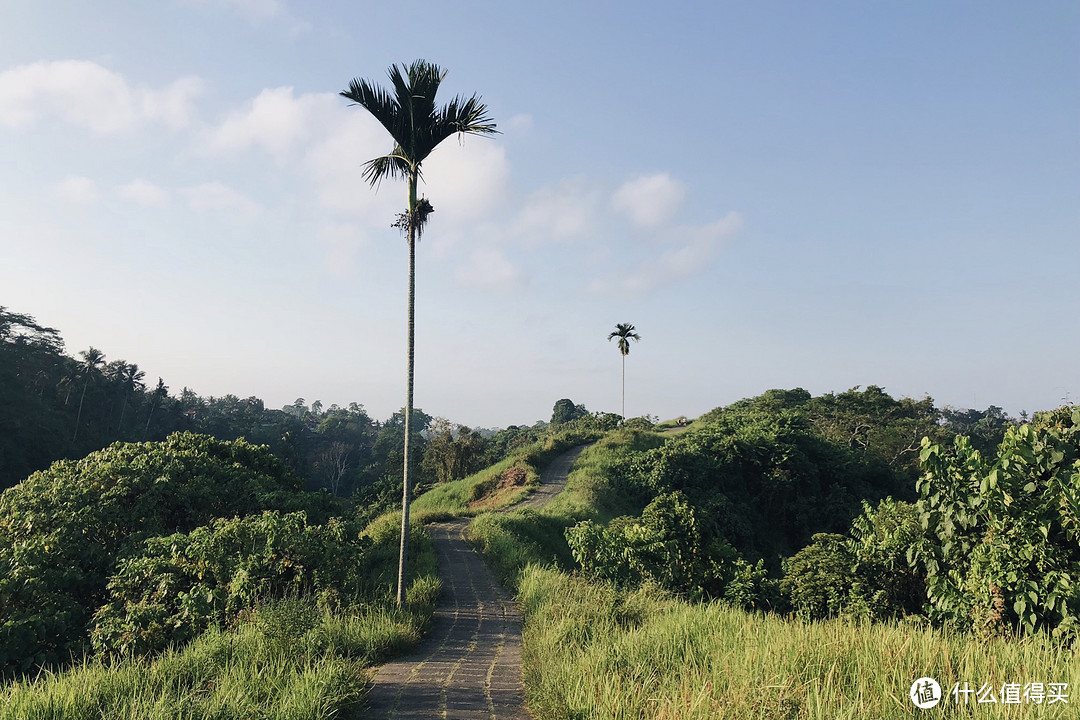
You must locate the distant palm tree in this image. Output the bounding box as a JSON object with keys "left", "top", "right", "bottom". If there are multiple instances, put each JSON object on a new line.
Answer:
{"left": 73, "top": 347, "right": 105, "bottom": 442}
{"left": 117, "top": 363, "right": 145, "bottom": 435}
{"left": 608, "top": 323, "right": 641, "bottom": 419}
{"left": 143, "top": 378, "right": 168, "bottom": 438}
{"left": 341, "top": 60, "right": 497, "bottom": 606}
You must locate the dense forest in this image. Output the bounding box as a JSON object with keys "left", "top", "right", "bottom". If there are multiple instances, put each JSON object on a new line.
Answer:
{"left": 0, "top": 305, "right": 579, "bottom": 505}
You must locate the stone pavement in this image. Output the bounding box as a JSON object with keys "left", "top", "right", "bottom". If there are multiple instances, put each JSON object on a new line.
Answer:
{"left": 360, "top": 444, "right": 588, "bottom": 720}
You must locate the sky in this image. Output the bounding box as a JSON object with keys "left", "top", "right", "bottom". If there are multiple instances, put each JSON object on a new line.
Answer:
{"left": 1, "top": 1, "right": 1077, "bottom": 429}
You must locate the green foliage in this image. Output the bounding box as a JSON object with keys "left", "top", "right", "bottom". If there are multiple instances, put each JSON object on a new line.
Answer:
{"left": 0, "top": 433, "right": 335, "bottom": 677}
{"left": 620, "top": 415, "right": 656, "bottom": 431}
{"left": 550, "top": 398, "right": 588, "bottom": 426}
{"left": 942, "top": 404, "right": 1018, "bottom": 455}
{"left": 566, "top": 492, "right": 730, "bottom": 599}
{"left": 781, "top": 533, "right": 854, "bottom": 619}
{"left": 0, "top": 307, "right": 70, "bottom": 489}
{"left": 708, "top": 385, "right": 953, "bottom": 486}
{"left": 0, "top": 589, "right": 442, "bottom": 720}
{"left": 420, "top": 419, "right": 488, "bottom": 487}
{"left": 912, "top": 407, "right": 1080, "bottom": 638}
{"left": 565, "top": 483, "right": 781, "bottom": 609}
{"left": 846, "top": 497, "right": 926, "bottom": 618}
{"left": 781, "top": 499, "right": 926, "bottom": 621}
{"left": 365, "top": 407, "right": 433, "bottom": 491}
{"left": 90, "top": 511, "right": 371, "bottom": 657}
{"left": 616, "top": 407, "right": 899, "bottom": 562}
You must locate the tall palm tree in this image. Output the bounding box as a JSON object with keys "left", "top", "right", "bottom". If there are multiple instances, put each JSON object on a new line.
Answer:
{"left": 73, "top": 347, "right": 105, "bottom": 442}
{"left": 608, "top": 323, "right": 641, "bottom": 419}
{"left": 341, "top": 60, "right": 497, "bottom": 606}
{"left": 143, "top": 377, "right": 168, "bottom": 439}
{"left": 116, "top": 363, "right": 145, "bottom": 436}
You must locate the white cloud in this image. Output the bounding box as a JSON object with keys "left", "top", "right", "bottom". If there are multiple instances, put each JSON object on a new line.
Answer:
{"left": 55, "top": 175, "right": 98, "bottom": 204}
{"left": 610, "top": 173, "right": 687, "bottom": 228}
{"left": 206, "top": 86, "right": 329, "bottom": 158}
{"left": 302, "top": 107, "right": 401, "bottom": 218}
{"left": 201, "top": 85, "right": 509, "bottom": 233}
{"left": 513, "top": 177, "right": 600, "bottom": 245}
{"left": 118, "top": 179, "right": 170, "bottom": 206}
{"left": 588, "top": 212, "right": 743, "bottom": 295}
{"left": 142, "top": 76, "right": 204, "bottom": 130}
{"left": 182, "top": 181, "right": 261, "bottom": 219}
{"left": 455, "top": 247, "right": 523, "bottom": 291}
{"left": 0, "top": 60, "right": 201, "bottom": 133}
{"left": 422, "top": 136, "right": 509, "bottom": 224}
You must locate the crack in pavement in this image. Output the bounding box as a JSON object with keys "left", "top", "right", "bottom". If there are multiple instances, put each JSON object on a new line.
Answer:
{"left": 361, "top": 445, "right": 588, "bottom": 720}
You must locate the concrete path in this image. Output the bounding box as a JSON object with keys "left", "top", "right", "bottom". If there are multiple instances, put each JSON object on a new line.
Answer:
{"left": 361, "top": 445, "right": 588, "bottom": 720}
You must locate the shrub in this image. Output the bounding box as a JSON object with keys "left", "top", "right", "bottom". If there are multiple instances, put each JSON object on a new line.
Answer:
{"left": 781, "top": 533, "right": 854, "bottom": 619}
{"left": 0, "top": 433, "right": 334, "bottom": 677}
{"left": 90, "top": 511, "right": 371, "bottom": 657}
{"left": 566, "top": 491, "right": 747, "bottom": 602}
{"left": 846, "top": 498, "right": 925, "bottom": 618}
{"left": 781, "top": 499, "right": 926, "bottom": 621}
{"left": 912, "top": 407, "right": 1080, "bottom": 637}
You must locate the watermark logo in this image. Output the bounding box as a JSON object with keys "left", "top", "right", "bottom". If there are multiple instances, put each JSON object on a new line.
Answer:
{"left": 910, "top": 677, "right": 942, "bottom": 709}
{"left": 909, "top": 678, "right": 1069, "bottom": 708}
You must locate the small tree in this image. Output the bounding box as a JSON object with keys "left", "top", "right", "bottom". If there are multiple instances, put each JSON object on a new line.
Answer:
{"left": 551, "top": 398, "right": 588, "bottom": 425}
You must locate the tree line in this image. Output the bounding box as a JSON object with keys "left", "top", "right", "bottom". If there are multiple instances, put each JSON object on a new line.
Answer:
{"left": 0, "top": 305, "right": 549, "bottom": 505}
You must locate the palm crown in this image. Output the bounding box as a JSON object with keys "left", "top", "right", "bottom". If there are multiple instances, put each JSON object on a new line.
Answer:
{"left": 340, "top": 60, "right": 498, "bottom": 189}
{"left": 608, "top": 323, "right": 641, "bottom": 356}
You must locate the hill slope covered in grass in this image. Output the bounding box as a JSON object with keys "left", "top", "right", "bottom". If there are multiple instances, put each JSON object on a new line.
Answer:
{"left": 465, "top": 395, "right": 1080, "bottom": 719}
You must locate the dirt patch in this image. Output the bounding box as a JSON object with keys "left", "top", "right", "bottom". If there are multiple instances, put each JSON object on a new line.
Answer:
{"left": 468, "top": 465, "right": 531, "bottom": 511}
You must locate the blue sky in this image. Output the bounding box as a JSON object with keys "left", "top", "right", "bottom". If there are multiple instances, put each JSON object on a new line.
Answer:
{"left": 1, "top": 1, "right": 1077, "bottom": 428}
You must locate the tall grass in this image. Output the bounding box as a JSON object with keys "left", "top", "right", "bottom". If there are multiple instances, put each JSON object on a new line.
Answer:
{"left": 519, "top": 568, "right": 1079, "bottom": 719}
{"left": 468, "top": 429, "right": 1080, "bottom": 720}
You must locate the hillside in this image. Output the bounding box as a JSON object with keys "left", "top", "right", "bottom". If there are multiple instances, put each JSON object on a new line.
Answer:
{"left": 3, "top": 390, "right": 1076, "bottom": 718}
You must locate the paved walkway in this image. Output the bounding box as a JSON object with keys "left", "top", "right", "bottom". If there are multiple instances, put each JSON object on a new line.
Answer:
{"left": 361, "top": 445, "right": 588, "bottom": 720}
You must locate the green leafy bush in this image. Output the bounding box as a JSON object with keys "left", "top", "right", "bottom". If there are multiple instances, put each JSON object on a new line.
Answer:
{"left": 90, "top": 511, "right": 370, "bottom": 656}
{"left": 0, "top": 432, "right": 336, "bottom": 677}
{"left": 911, "top": 407, "right": 1080, "bottom": 637}
{"left": 781, "top": 499, "right": 926, "bottom": 620}
{"left": 781, "top": 533, "right": 854, "bottom": 619}
{"left": 616, "top": 410, "right": 899, "bottom": 562}
{"left": 565, "top": 491, "right": 763, "bottom": 603}
{"left": 846, "top": 498, "right": 925, "bottom": 618}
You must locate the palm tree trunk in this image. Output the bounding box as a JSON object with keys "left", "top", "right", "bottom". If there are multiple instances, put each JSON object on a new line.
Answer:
{"left": 621, "top": 353, "right": 626, "bottom": 419}
{"left": 144, "top": 400, "right": 156, "bottom": 438}
{"left": 74, "top": 381, "right": 88, "bottom": 442}
{"left": 397, "top": 174, "right": 418, "bottom": 607}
